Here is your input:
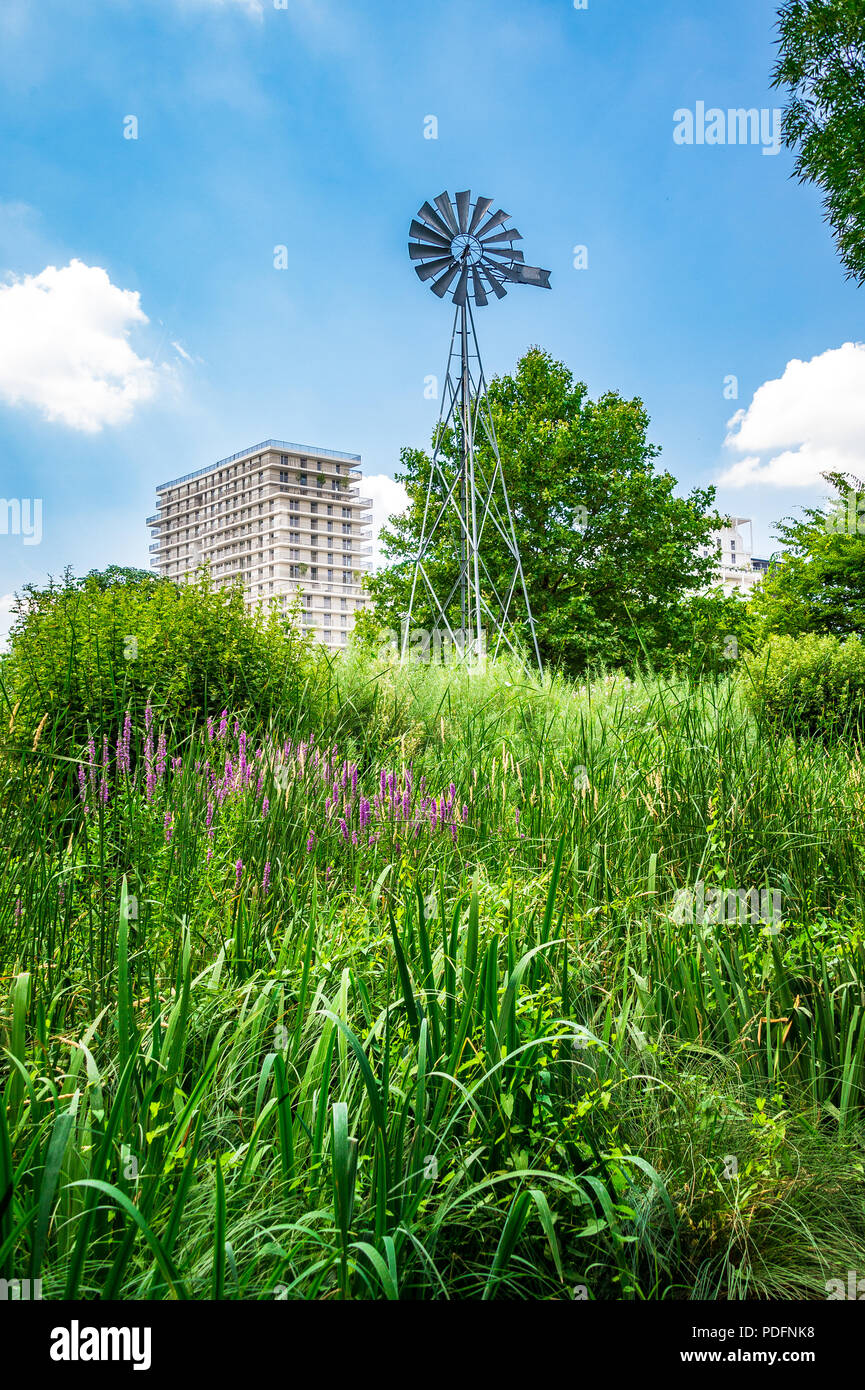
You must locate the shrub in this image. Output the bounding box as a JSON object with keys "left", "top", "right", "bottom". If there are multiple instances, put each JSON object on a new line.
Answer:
{"left": 739, "top": 631, "right": 865, "bottom": 738}
{"left": 0, "top": 565, "right": 312, "bottom": 756}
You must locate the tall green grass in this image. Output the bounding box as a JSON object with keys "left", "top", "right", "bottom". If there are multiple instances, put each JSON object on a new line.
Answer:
{"left": 1, "top": 657, "right": 864, "bottom": 1298}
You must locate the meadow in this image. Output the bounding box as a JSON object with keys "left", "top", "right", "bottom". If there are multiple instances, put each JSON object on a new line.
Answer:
{"left": 2, "top": 652, "right": 865, "bottom": 1300}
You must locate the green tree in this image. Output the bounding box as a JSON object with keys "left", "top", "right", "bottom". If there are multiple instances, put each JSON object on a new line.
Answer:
{"left": 367, "top": 348, "right": 729, "bottom": 675}
{"left": 772, "top": 0, "right": 865, "bottom": 285}
{"left": 0, "top": 566, "right": 311, "bottom": 755}
{"left": 747, "top": 473, "right": 865, "bottom": 641}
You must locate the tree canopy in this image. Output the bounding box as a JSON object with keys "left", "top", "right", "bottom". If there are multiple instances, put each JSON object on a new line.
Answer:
{"left": 366, "top": 348, "right": 734, "bottom": 675}
{"left": 772, "top": 0, "right": 865, "bottom": 285}
{"left": 747, "top": 473, "right": 865, "bottom": 642}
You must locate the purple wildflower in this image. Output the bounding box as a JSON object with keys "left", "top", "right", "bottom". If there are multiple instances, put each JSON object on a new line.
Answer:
{"left": 156, "top": 733, "right": 167, "bottom": 781}
{"left": 98, "top": 735, "right": 110, "bottom": 804}
{"left": 117, "top": 711, "right": 132, "bottom": 774}
{"left": 262, "top": 861, "right": 271, "bottom": 894}
{"left": 235, "top": 859, "right": 243, "bottom": 890}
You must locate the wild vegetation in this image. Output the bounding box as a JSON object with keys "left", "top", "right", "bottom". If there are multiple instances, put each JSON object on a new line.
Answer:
{"left": 2, "top": 607, "right": 864, "bottom": 1300}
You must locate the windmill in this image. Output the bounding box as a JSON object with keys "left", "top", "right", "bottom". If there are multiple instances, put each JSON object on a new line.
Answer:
{"left": 403, "top": 189, "right": 550, "bottom": 672}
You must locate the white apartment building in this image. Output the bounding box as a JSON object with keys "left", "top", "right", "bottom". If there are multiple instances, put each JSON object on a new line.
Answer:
{"left": 147, "top": 439, "right": 373, "bottom": 649}
{"left": 708, "top": 517, "right": 771, "bottom": 597}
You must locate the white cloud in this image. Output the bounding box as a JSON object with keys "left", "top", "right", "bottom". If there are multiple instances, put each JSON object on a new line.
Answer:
{"left": 364, "top": 473, "right": 409, "bottom": 569}
{"left": 719, "top": 342, "right": 865, "bottom": 488}
{"left": 0, "top": 260, "right": 161, "bottom": 432}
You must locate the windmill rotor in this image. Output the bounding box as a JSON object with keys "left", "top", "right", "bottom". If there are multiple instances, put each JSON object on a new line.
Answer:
{"left": 408, "top": 189, "right": 550, "bottom": 307}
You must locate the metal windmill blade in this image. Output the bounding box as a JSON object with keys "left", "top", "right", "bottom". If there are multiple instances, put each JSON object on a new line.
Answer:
{"left": 407, "top": 189, "right": 550, "bottom": 308}
{"left": 403, "top": 190, "right": 550, "bottom": 674}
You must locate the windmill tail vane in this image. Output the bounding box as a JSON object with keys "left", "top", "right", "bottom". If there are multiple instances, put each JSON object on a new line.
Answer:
{"left": 403, "top": 189, "right": 550, "bottom": 673}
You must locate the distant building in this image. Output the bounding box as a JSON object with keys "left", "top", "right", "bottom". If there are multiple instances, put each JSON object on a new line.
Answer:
{"left": 706, "top": 517, "right": 771, "bottom": 598}
{"left": 147, "top": 439, "right": 373, "bottom": 649}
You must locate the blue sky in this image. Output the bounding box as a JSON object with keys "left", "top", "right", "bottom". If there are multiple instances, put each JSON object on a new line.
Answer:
{"left": 0, "top": 0, "right": 863, "bottom": 634}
